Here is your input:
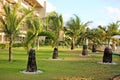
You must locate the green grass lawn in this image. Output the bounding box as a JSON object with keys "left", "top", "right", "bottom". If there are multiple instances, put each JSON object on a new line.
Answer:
{"left": 0, "top": 46, "right": 120, "bottom": 80}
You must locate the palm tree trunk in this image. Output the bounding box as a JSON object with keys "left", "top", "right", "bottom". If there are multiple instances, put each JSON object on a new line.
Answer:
{"left": 27, "top": 48, "right": 37, "bottom": 72}
{"left": 92, "top": 44, "right": 96, "bottom": 52}
{"left": 71, "top": 39, "right": 74, "bottom": 50}
{"left": 52, "top": 35, "right": 59, "bottom": 59}
{"left": 82, "top": 44, "right": 88, "bottom": 55}
{"left": 37, "top": 37, "right": 40, "bottom": 50}
{"left": 52, "top": 47, "right": 58, "bottom": 59}
{"left": 82, "top": 39, "right": 88, "bottom": 55}
{"left": 9, "top": 36, "right": 12, "bottom": 62}
{"left": 108, "top": 39, "right": 111, "bottom": 47}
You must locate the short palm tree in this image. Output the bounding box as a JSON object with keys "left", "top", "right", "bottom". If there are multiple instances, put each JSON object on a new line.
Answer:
{"left": 79, "top": 27, "right": 91, "bottom": 55}
{"left": 24, "top": 16, "right": 44, "bottom": 72}
{"left": 66, "top": 15, "right": 84, "bottom": 50}
{"left": 86, "top": 28, "right": 104, "bottom": 52}
{"left": 0, "top": 3, "right": 33, "bottom": 62}
{"left": 98, "top": 21, "right": 120, "bottom": 46}
{"left": 66, "top": 15, "right": 92, "bottom": 51}
{"left": 47, "top": 12, "right": 64, "bottom": 59}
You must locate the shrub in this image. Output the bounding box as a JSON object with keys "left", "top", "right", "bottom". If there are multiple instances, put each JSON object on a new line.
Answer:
{"left": 0, "top": 44, "right": 6, "bottom": 49}
{"left": 12, "top": 43, "right": 23, "bottom": 47}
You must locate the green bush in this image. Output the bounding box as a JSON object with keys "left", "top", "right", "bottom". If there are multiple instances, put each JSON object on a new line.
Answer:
{"left": 12, "top": 43, "right": 23, "bottom": 47}
{"left": 44, "top": 38, "right": 52, "bottom": 45}
{"left": 0, "top": 44, "right": 6, "bottom": 49}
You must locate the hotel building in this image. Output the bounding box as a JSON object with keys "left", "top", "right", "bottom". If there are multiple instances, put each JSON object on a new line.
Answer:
{"left": 0, "top": 0, "right": 46, "bottom": 43}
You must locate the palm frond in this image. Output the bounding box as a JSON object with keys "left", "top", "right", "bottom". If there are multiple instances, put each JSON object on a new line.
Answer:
{"left": 16, "top": 8, "right": 33, "bottom": 30}
{"left": 38, "top": 31, "right": 56, "bottom": 40}
{"left": 24, "top": 34, "right": 36, "bottom": 48}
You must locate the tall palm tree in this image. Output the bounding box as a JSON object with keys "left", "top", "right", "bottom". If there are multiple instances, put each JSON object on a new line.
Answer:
{"left": 47, "top": 12, "right": 64, "bottom": 59}
{"left": 0, "top": 3, "right": 33, "bottom": 62}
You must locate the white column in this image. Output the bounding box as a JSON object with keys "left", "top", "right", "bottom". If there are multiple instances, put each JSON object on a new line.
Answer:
{"left": 1, "top": 33, "right": 4, "bottom": 43}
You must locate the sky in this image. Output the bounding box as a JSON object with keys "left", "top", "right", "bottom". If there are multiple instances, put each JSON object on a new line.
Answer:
{"left": 45, "top": 0, "right": 120, "bottom": 28}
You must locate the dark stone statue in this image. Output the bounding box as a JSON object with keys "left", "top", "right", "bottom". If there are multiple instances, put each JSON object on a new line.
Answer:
{"left": 52, "top": 47, "right": 58, "bottom": 59}
{"left": 82, "top": 45, "right": 88, "bottom": 55}
{"left": 26, "top": 48, "right": 37, "bottom": 72}
{"left": 103, "top": 47, "right": 112, "bottom": 63}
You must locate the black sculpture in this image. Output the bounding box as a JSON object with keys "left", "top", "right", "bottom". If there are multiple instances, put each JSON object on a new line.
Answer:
{"left": 82, "top": 45, "right": 88, "bottom": 55}
{"left": 26, "top": 48, "right": 37, "bottom": 72}
{"left": 52, "top": 47, "right": 58, "bottom": 59}
{"left": 103, "top": 47, "right": 112, "bottom": 63}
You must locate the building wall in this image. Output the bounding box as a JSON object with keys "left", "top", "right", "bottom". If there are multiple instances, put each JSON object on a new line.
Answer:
{"left": 0, "top": 0, "right": 46, "bottom": 44}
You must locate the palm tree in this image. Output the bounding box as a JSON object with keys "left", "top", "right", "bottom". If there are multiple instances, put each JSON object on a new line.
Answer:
{"left": 79, "top": 27, "right": 92, "bottom": 55}
{"left": 0, "top": 3, "right": 33, "bottom": 62}
{"left": 66, "top": 15, "right": 92, "bottom": 50}
{"left": 47, "top": 12, "right": 64, "bottom": 59}
{"left": 24, "top": 16, "right": 44, "bottom": 72}
{"left": 98, "top": 21, "right": 120, "bottom": 46}
{"left": 66, "top": 15, "right": 83, "bottom": 50}
{"left": 86, "top": 28, "right": 104, "bottom": 52}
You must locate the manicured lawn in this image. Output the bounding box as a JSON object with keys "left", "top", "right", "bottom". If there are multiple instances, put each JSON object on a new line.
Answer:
{"left": 0, "top": 46, "right": 120, "bottom": 80}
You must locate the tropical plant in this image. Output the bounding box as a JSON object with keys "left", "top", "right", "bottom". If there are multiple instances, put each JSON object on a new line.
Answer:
{"left": 47, "top": 11, "right": 64, "bottom": 59}
{"left": 24, "top": 16, "right": 43, "bottom": 53}
{"left": 98, "top": 21, "right": 120, "bottom": 46}
{"left": 84, "top": 28, "right": 104, "bottom": 52}
{"left": 24, "top": 16, "right": 43, "bottom": 72}
{"left": 79, "top": 27, "right": 91, "bottom": 55}
{"left": 66, "top": 14, "right": 92, "bottom": 50}
{"left": 0, "top": 3, "right": 33, "bottom": 62}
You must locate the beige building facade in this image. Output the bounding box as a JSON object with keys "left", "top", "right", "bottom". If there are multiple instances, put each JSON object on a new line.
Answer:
{"left": 0, "top": 0, "right": 46, "bottom": 44}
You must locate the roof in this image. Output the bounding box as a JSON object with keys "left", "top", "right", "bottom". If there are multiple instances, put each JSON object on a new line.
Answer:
{"left": 6, "top": 0, "right": 16, "bottom": 4}
{"left": 112, "top": 35, "right": 120, "bottom": 39}
{"left": 23, "top": 0, "right": 43, "bottom": 8}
